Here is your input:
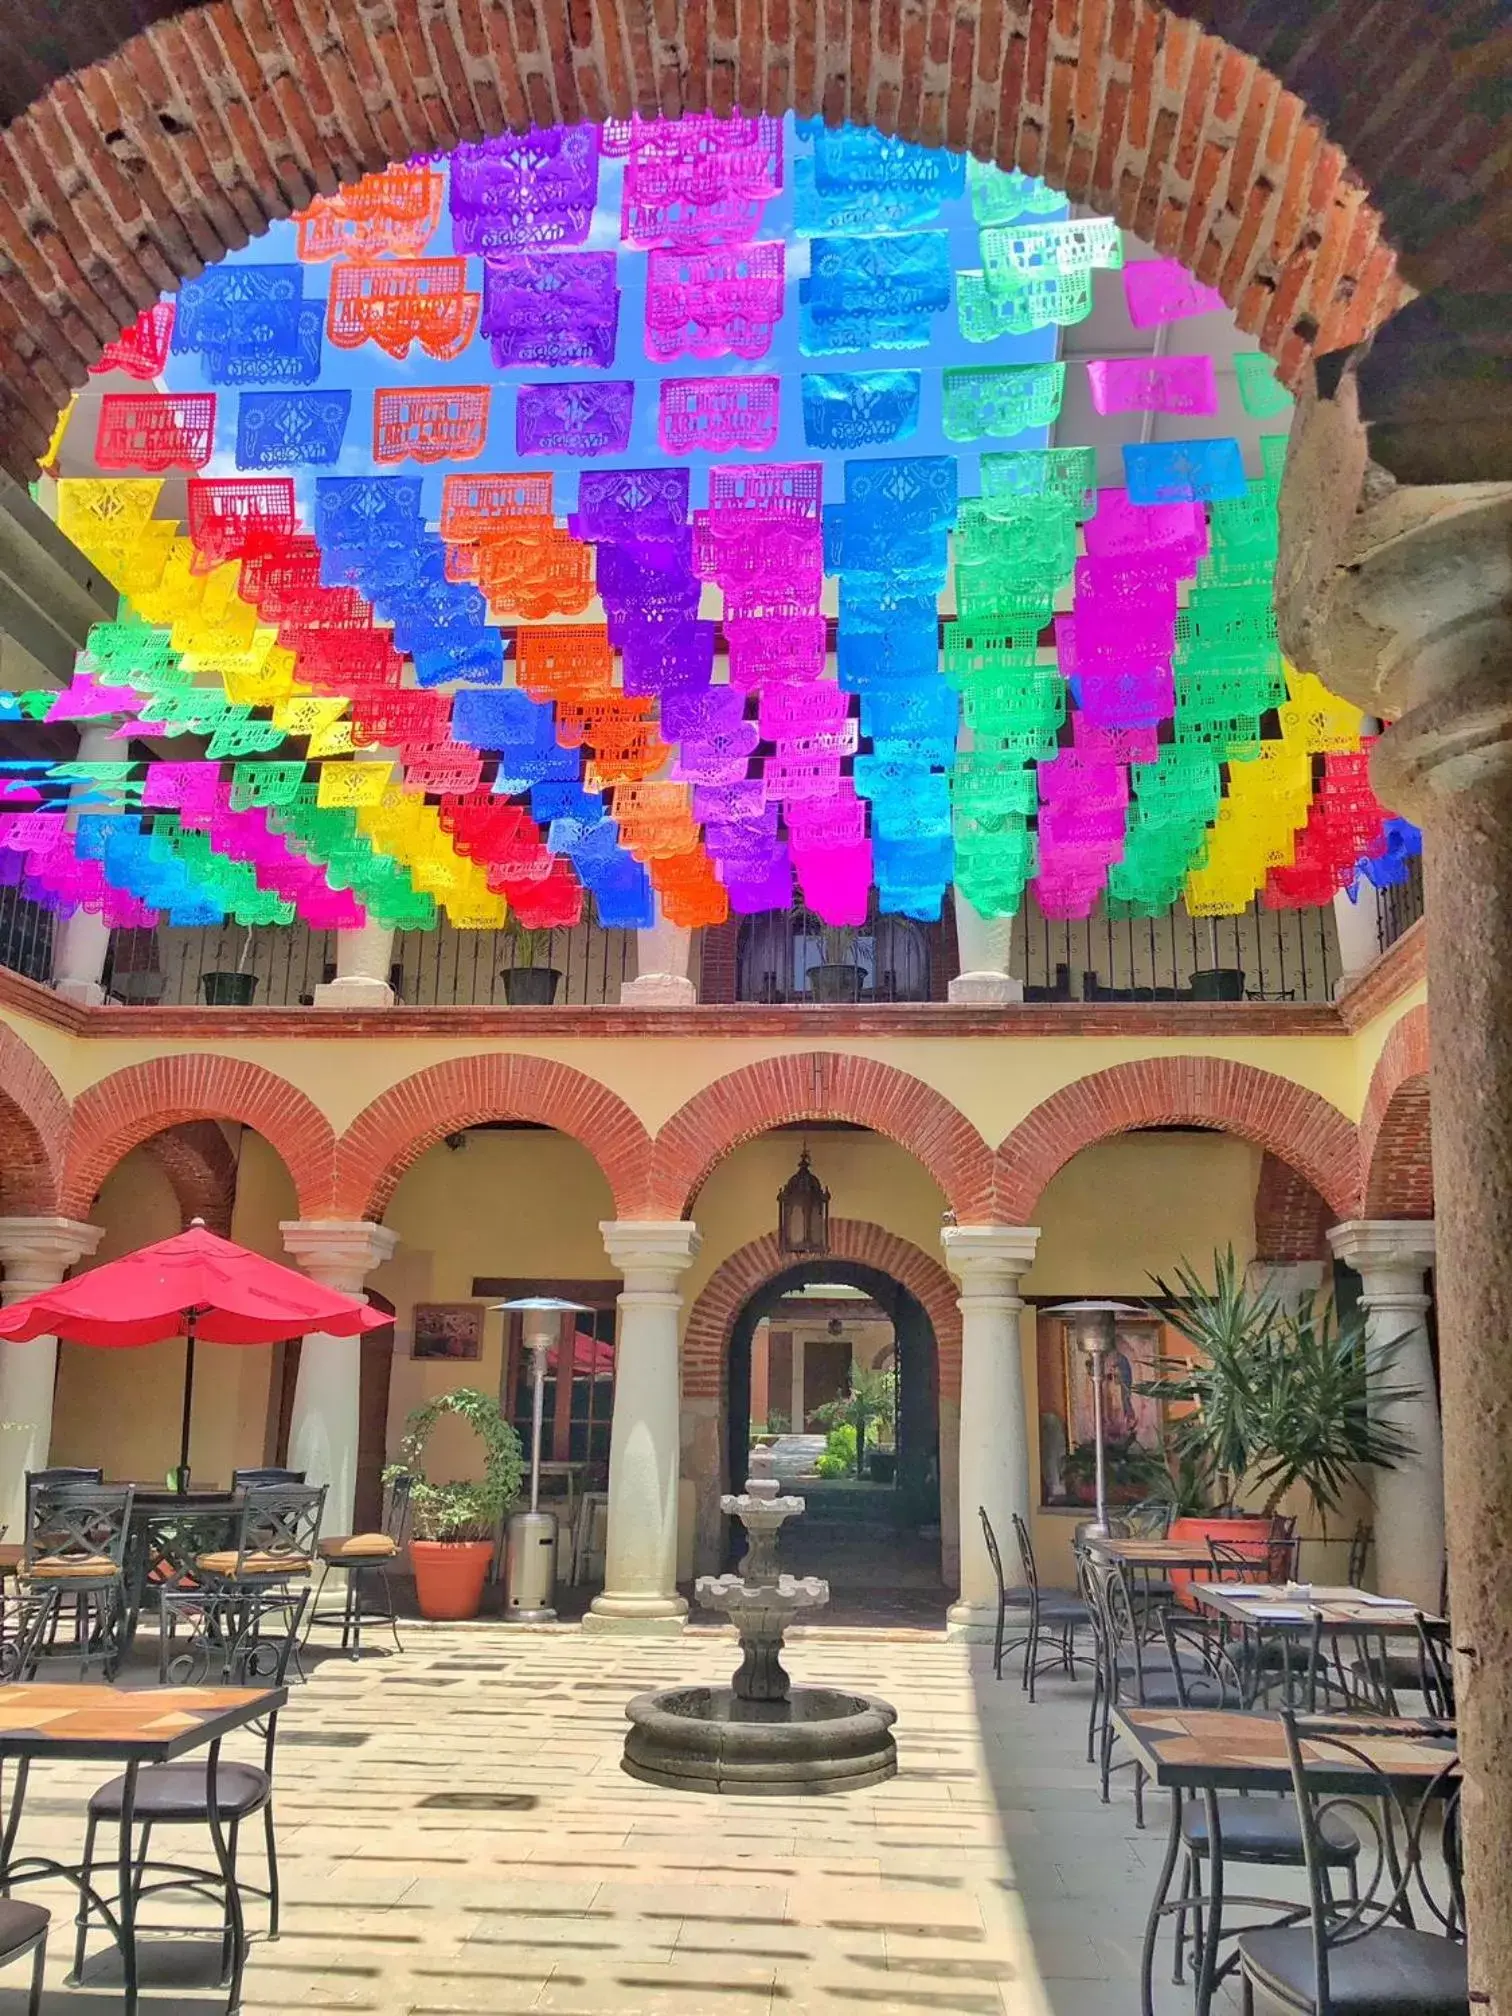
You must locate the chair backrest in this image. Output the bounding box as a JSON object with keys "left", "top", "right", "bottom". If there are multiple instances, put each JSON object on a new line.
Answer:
{"left": 1009, "top": 1510, "right": 1038, "bottom": 1595}
{"left": 1416, "top": 1615, "right": 1455, "bottom": 1720}
{"left": 385, "top": 1471, "right": 414, "bottom": 1545}
{"left": 1347, "top": 1520, "right": 1373, "bottom": 1589}
{"left": 234, "top": 1483, "right": 326, "bottom": 1570}
{"left": 1280, "top": 1710, "right": 1462, "bottom": 2010}
{"left": 1160, "top": 1609, "right": 1244, "bottom": 1710}
{"left": 1124, "top": 1497, "right": 1173, "bottom": 1540}
{"left": 231, "top": 1467, "right": 307, "bottom": 1491}
{"left": 1208, "top": 1532, "right": 1299, "bottom": 1587}
{"left": 978, "top": 1505, "right": 1007, "bottom": 1604}
{"left": 24, "top": 1481, "right": 134, "bottom": 1573}
{"left": 1082, "top": 1553, "right": 1144, "bottom": 1703}
{"left": 158, "top": 1582, "right": 310, "bottom": 1690}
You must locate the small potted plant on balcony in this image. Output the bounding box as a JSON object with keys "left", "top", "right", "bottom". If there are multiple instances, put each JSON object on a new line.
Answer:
{"left": 385, "top": 1387, "right": 523, "bottom": 1620}
{"left": 808, "top": 924, "right": 864, "bottom": 1004}
{"left": 200, "top": 927, "right": 260, "bottom": 1007}
{"left": 1138, "top": 1246, "right": 1417, "bottom": 1583}
{"left": 499, "top": 917, "right": 563, "bottom": 1006}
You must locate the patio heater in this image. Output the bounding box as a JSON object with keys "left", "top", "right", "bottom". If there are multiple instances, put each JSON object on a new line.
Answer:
{"left": 492, "top": 1297, "right": 591, "bottom": 1623}
{"left": 1045, "top": 1301, "right": 1143, "bottom": 1539}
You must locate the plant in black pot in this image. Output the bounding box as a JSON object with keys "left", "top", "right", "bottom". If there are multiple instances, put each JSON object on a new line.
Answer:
{"left": 808, "top": 924, "right": 864, "bottom": 1004}
{"left": 500, "top": 917, "right": 563, "bottom": 1006}
{"left": 200, "top": 927, "right": 260, "bottom": 1007}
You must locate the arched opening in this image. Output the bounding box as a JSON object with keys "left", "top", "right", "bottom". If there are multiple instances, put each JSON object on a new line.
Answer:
{"left": 726, "top": 1256, "right": 946, "bottom": 1624}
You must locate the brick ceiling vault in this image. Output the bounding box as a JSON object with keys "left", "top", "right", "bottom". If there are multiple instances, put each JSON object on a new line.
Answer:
{"left": 2, "top": 1, "right": 1505, "bottom": 479}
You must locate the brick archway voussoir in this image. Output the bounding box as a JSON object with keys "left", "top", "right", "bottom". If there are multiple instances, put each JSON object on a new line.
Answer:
{"left": 332, "top": 1053, "right": 652, "bottom": 1222}
{"left": 63, "top": 1054, "right": 336, "bottom": 1221}
{"left": 1359, "top": 1004, "right": 1432, "bottom": 1219}
{"left": 0, "top": 1022, "right": 68, "bottom": 1215}
{"left": 681, "top": 1219, "right": 963, "bottom": 1404}
{"left": 142, "top": 1120, "right": 240, "bottom": 1234}
{"left": 994, "top": 1056, "right": 1363, "bottom": 1224}
{"left": 647, "top": 1052, "right": 995, "bottom": 1221}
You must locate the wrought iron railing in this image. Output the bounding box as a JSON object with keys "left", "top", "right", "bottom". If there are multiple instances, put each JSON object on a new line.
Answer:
{"left": 1376, "top": 852, "right": 1425, "bottom": 956}
{"left": 0, "top": 888, "right": 55, "bottom": 986}
{"left": 1020, "top": 892, "right": 1340, "bottom": 1003}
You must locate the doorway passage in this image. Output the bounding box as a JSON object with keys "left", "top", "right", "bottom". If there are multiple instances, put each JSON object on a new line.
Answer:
{"left": 726, "top": 1260, "right": 948, "bottom": 1627}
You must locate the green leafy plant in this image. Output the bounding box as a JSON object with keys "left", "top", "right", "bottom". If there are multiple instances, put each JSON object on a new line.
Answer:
{"left": 1138, "top": 1246, "right": 1418, "bottom": 1521}
{"left": 813, "top": 1364, "right": 896, "bottom": 1474}
{"left": 385, "top": 1386, "right": 524, "bottom": 1542}
{"left": 818, "top": 924, "right": 860, "bottom": 967}
{"left": 1060, "top": 1439, "right": 1168, "bottom": 1503}
{"left": 504, "top": 914, "right": 553, "bottom": 968}
{"left": 759, "top": 1406, "right": 791, "bottom": 1437}
{"left": 815, "top": 1423, "right": 857, "bottom": 1479}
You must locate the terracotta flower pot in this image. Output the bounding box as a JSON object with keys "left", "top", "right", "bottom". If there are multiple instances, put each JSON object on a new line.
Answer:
{"left": 1167, "top": 1513, "right": 1277, "bottom": 1610}
{"left": 410, "top": 1538, "right": 494, "bottom": 1620}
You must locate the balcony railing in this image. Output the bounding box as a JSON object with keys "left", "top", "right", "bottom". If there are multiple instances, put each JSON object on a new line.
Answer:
{"left": 1019, "top": 892, "right": 1340, "bottom": 1003}
{"left": 1377, "top": 852, "right": 1425, "bottom": 956}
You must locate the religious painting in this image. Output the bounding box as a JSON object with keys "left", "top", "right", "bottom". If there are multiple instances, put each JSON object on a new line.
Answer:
{"left": 1036, "top": 1308, "right": 1168, "bottom": 1506}
{"left": 411, "top": 1301, "right": 484, "bottom": 1361}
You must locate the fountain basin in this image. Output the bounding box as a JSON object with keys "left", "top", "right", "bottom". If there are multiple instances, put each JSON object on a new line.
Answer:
{"left": 623, "top": 1685, "right": 897, "bottom": 1795}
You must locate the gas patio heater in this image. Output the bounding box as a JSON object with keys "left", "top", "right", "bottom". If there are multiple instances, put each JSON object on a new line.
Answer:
{"left": 1045, "top": 1300, "right": 1143, "bottom": 1540}
{"left": 492, "top": 1296, "right": 591, "bottom": 1623}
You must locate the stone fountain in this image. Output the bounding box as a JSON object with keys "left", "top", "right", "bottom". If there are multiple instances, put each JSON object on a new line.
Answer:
{"left": 622, "top": 1447, "right": 897, "bottom": 1795}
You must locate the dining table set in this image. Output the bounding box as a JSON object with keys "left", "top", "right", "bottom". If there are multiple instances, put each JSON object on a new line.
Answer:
{"left": 992, "top": 1509, "right": 1466, "bottom": 2016}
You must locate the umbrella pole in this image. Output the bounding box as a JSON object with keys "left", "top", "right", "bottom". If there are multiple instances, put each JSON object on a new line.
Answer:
{"left": 177, "top": 1314, "right": 197, "bottom": 1494}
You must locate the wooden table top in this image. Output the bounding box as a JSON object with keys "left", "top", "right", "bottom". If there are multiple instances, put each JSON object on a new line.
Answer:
{"left": 1114, "top": 1707, "right": 1458, "bottom": 1795}
{"left": 1191, "top": 1583, "right": 1440, "bottom": 1633}
{"left": 1083, "top": 1535, "right": 1223, "bottom": 1568}
{"left": 0, "top": 1685, "right": 285, "bottom": 1762}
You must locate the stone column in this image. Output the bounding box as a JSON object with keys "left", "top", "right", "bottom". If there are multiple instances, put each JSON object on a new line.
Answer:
{"left": 52, "top": 722, "right": 119, "bottom": 1005}
{"left": 0, "top": 1218, "right": 104, "bottom": 1536}
{"left": 620, "top": 912, "right": 696, "bottom": 1007}
{"left": 1332, "top": 882, "right": 1382, "bottom": 993}
{"left": 279, "top": 1221, "right": 398, "bottom": 1533}
{"left": 1277, "top": 401, "right": 1512, "bottom": 2003}
{"left": 1246, "top": 1260, "right": 1326, "bottom": 1310}
{"left": 584, "top": 1220, "right": 700, "bottom": 1634}
{"left": 941, "top": 1225, "right": 1039, "bottom": 1637}
{"left": 949, "top": 895, "right": 1024, "bottom": 1005}
{"left": 311, "top": 920, "right": 396, "bottom": 1009}
{"left": 1327, "top": 1221, "right": 1441, "bottom": 1610}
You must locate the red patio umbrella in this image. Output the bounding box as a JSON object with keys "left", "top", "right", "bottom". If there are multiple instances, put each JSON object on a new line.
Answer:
{"left": 0, "top": 1220, "right": 388, "bottom": 1490}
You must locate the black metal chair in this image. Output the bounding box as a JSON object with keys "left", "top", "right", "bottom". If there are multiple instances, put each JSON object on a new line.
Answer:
{"left": 1346, "top": 1521, "right": 1372, "bottom": 1589}
{"left": 74, "top": 1584, "right": 308, "bottom": 1993}
{"left": 1006, "top": 1510, "right": 1088, "bottom": 1700}
{"left": 193, "top": 1483, "right": 324, "bottom": 1591}
{"left": 1237, "top": 1712, "right": 1466, "bottom": 2015}
{"left": 305, "top": 1473, "right": 412, "bottom": 1660}
{"left": 229, "top": 1468, "right": 306, "bottom": 1491}
{"left": 1082, "top": 1551, "right": 1213, "bottom": 1823}
{"left": 1162, "top": 1611, "right": 1361, "bottom": 1990}
{"left": 21, "top": 1481, "right": 134, "bottom": 1678}
{"left": 0, "top": 1900, "right": 48, "bottom": 2014}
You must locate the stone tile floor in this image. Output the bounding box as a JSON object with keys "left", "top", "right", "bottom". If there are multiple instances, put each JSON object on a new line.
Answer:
{"left": 0, "top": 1625, "right": 1263, "bottom": 2014}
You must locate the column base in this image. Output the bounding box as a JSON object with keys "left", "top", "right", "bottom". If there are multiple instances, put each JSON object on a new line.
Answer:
{"left": 619, "top": 974, "right": 697, "bottom": 1008}
{"left": 311, "top": 977, "right": 395, "bottom": 1010}
{"left": 948, "top": 972, "right": 1024, "bottom": 1005}
{"left": 945, "top": 1599, "right": 1004, "bottom": 1642}
{"left": 582, "top": 1592, "right": 689, "bottom": 1635}
{"left": 54, "top": 978, "right": 106, "bottom": 1007}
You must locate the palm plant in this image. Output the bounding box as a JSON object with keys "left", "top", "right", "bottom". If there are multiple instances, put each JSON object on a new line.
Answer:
{"left": 813, "top": 1363, "right": 896, "bottom": 1475}
{"left": 1137, "top": 1246, "right": 1419, "bottom": 1522}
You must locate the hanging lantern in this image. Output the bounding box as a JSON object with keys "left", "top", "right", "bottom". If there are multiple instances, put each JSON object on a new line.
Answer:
{"left": 777, "top": 1146, "right": 830, "bottom": 1257}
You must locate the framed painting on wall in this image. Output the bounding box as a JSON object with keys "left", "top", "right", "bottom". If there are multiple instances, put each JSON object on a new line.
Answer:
{"left": 411, "top": 1301, "right": 484, "bottom": 1361}
{"left": 1035, "top": 1306, "right": 1168, "bottom": 1507}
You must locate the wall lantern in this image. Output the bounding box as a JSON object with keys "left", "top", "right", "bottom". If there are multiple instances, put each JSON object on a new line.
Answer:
{"left": 777, "top": 1146, "right": 830, "bottom": 1257}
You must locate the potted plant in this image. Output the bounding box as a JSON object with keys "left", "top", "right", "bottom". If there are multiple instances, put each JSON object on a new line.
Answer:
{"left": 385, "top": 1386, "right": 524, "bottom": 1620}
{"left": 201, "top": 927, "right": 260, "bottom": 1006}
{"left": 1138, "top": 1246, "right": 1417, "bottom": 1578}
{"left": 813, "top": 1364, "right": 896, "bottom": 1476}
{"left": 808, "top": 925, "right": 864, "bottom": 1004}
{"left": 500, "top": 918, "right": 563, "bottom": 1006}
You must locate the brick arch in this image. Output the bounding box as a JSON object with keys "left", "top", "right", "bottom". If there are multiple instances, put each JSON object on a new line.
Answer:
{"left": 648, "top": 1052, "right": 994, "bottom": 1220}
{"left": 141, "top": 1120, "right": 240, "bottom": 1234}
{"left": 1360, "top": 1003, "right": 1432, "bottom": 1219}
{"left": 995, "top": 1056, "right": 1362, "bottom": 1223}
{"left": 0, "top": 0, "right": 1414, "bottom": 472}
{"left": 63, "top": 1054, "right": 335, "bottom": 1220}
{"left": 1253, "top": 1150, "right": 1334, "bottom": 1263}
{"left": 0, "top": 1022, "right": 68, "bottom": 1215}
{"left": 333, "top": 1053, "right": 652, "bottom": 1222}
{"left": 682, "top": 1219, "right": 963, "bottom": 1405}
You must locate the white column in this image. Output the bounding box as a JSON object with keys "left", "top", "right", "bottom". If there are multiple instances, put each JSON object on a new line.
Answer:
{"left": 0, "top": 1217, "right": 104, "bottom": 1537}
{"left": 1246, "top": 1260, "right": 1327, "bottom": 1310}
{"left": 949, "top": 895, "right": 1024, "bottom": 1005}
{"left": 279, "top": 1220, "right": 398, "bottom": 1533}
{"left": 620, "top": 908, "right": 696, "bottom": 1007}
{"left": 1327, "top": 1220, "right": 1442, "bottom": 1611}
{"left": 941, "top": 1224, "right": 1040, "bottom": 1637}
{"left": 311, "top": 920, "right": 397, "bottom": 1009}
{"left": 52, "top": 722, "right": 119, "bottom": 1005}
{"left": 1332, "top": 883, "right": 1382, "bottom": 995}
{"left": 584, "top": 1220, "right": 701, "bottom": 1634}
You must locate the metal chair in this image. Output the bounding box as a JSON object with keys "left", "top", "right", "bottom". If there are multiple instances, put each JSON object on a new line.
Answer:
{"left": 229, "top": 1468, "right": 307, "bottom": 1491}
{"left": 998, "top": 1509, "right": 1088, "bottom": 1700}
{"left": 1082, "top": 1551, "right": 1210, "bottom": 1822}
{"left": 0, "top": 1900, "right": 48, "bottom": 2015}
{"left": 1237, "top": 1712, "right": 1466, "bottom": 2015}
{"left": 75, "top": 1585, "right": 309, "bottom": 1998}
{"left": 193, "top": 1484, "right": 324, "bottom": 1589}
{"left": 21, "top": 1481, "right": 134, "bottom": 1678}
{"left": 305, "top": 1474, "right": 412, "bottom": 1659}
{"left": 1346, "top": 1521, "right": 1373, "bottom": 1589}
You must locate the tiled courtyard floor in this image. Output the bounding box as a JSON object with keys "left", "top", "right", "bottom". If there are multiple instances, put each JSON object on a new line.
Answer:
{"left": 0, "top": 1625, "right": 1254, "bottom": 2015}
